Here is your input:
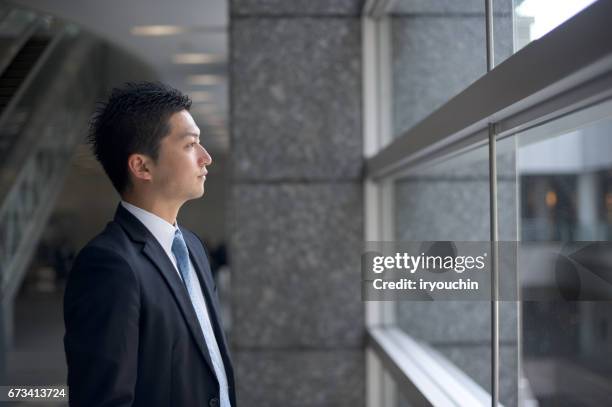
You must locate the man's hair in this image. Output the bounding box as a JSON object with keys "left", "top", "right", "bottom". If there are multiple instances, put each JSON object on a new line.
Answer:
{"left": 88, "top": 81, "right": 192, "bottom": 194}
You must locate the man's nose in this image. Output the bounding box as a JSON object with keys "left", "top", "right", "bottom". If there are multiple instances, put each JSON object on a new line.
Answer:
{"left": 198, "top": 146, "right": 212, "bottom": 167}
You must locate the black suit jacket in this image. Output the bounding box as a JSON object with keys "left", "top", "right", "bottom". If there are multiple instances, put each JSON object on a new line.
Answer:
{"left": 64, "top": 204, "right": 235, "bottom": 407}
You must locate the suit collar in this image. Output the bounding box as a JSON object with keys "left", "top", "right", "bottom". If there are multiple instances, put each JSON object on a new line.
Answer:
{"left": 120, "top": 201, "right": 177, "bottom": 258}
{"left": 114, "top": 202, "right": 152, "bottom": 244}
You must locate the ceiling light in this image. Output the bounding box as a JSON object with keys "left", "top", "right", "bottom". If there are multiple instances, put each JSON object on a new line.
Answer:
{"left": 205, "top": 118, "right": 226, "bottom": 127}
{"left": 187, "top": 75, "right": 224, "bottom": 85}
{"left": 131, "top": 25, "right": 185, "bottom": 36}
{"left": 173, "top": 53, "right": 225, "bottom": 64}
{"left": 189, "top": 91, "right": 214, "bottom": 102}
{"left": 192, "top": 104, "right": 221, "bottom": 114}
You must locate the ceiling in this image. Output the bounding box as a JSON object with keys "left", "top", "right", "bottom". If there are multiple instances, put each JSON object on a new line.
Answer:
{"left": 10, "top": 0, "right": 229, "bottom": 152}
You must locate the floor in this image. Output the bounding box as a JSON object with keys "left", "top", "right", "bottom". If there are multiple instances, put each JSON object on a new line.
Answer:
{"left": 5, "top": 273, "right": 67, "bottom": 407}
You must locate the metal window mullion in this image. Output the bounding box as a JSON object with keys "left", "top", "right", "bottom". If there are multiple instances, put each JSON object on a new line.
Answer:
{"left": 375, "top": 12, "right": 396, "bottom": 328}
{"left": 363, "top": 10, "right": 397, "bottom": 407}
{"left": 366, "top": 349, "right": 384, "bottom": 407}
{"left": 363, "top": 17, "right": 379, "bottom": 159}
{"left": 363, "top": 9, "right": 397, "bottom": 329}
{"left": 377, "top": 17, "right": 393, "bottom": 148}
{"left": 363, "top": 11, "right": 384, "bottom": 327}
{"left": 488, "top": 125, "right": 500, "bottom": 407}
{"left": 484, "top": 0, "right": 500, "bottom": 405}
{"left": 380, "top": 180, "right": 396, "bottom": 326}
{"left": 363, "top": 0, "right": 397, "bottom": 19}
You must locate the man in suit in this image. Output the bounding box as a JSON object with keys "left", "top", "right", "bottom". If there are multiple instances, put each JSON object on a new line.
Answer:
{"left": 64, "top": 82, "right": 234, "bottom": 407}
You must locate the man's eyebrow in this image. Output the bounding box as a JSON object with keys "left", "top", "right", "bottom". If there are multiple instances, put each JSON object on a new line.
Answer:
{"left": 180, "top": 132, "right": 200, "bottom": 139}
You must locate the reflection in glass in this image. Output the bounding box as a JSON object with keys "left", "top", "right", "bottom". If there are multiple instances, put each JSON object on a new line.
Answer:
{"left": 389, "top": 5, "right": 484, "bottom": 137}
{"left": 496, "top": 0, "right": 598, "bottom": 65}
{"left": 515, "top": 0, "right": 597, "bottom": 48}
{"left": 498, "top": 103, "right": 612, "bottom": 406}
{"left": 394, "top": 145, "right": 517, "bottom": 406}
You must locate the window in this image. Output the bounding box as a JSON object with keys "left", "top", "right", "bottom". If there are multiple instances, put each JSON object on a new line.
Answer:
{"left": 498, "top": 102, "right": 612, "bottom": 405}
{"left": 508, "top": 0, "right": 598, "bottom": 57}
{"left": 363, "top": 0, "right": 612, "bottom": 405}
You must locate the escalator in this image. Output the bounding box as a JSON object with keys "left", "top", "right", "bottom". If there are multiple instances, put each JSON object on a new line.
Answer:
{"left": 0, "top": 3, "right": 104, "bottom": 384}
{"left": 0, "top": 36, "right": 51, "bottom": 161}
{"left": 0, "top": 37, "right": 50, "bottom": 112}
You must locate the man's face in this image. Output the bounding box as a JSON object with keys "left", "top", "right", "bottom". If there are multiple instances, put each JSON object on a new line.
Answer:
{"left": 149, "top": 109, "right": 211, "bottom": 203}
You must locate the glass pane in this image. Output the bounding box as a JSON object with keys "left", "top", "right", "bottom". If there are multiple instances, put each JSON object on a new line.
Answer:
{"left": 387, "top": 1, "right": 502, "bottom": 138}
{"left": 392, "top": 144, "right": 519, "bottom": 404}
{"left": 495, "top": 0, "right": 598, "bottom": 66}
{"left": 497, "top": 129, "right": 522, "bottom": 407}
{"left": 497, "top": 101, "right": 612, "bottom": 406}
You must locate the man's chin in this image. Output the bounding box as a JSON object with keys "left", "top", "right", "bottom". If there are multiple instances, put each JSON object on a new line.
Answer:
{"left": 183, "top": 188, "right": 205, "bottom": 202}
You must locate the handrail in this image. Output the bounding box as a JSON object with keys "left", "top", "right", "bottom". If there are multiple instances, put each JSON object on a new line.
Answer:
{"left": 0, "top": 30, "right": 66, "bottom": 201}
{"left": 0, "top": 11, "right": 41, "bottom": 75}
{"left": 0, "top": 33, "right": 100, "bottom": 298}
{"left": 0, "top": 26, "right": 64, "bottom": 134}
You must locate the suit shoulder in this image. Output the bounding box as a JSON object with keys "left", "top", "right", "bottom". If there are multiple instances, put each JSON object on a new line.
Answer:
{"left": 77, "top": 221, "right": 131, "bottom": 258}
{"left": 180, "top": 227, "right": 204, "bottom": 246}
{"left": 68, "top": 223, "right": 139, "bottom": 294}
{"left": 72, "top": 221, "right": 137, "bottom": 277}
{"left": 180, "top": 228, "right": 213, "bottom": 260}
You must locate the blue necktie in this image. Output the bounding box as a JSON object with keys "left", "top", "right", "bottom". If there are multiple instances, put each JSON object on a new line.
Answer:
{"left": 172, "top": 228, "right": 230, "bottom": 407}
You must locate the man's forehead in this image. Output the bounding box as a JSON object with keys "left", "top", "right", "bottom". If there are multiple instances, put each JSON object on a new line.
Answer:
{"left": 169, "top": 110, "right": 200, "bottom": 137}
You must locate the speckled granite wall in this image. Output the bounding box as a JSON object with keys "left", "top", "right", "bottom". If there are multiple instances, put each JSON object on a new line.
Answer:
{"left": 390, "top": 1, "right": 514, "bottom": 137}
{"left": 229, "top": 2, "right": 365, "bottom": 405}
{"left": 231, "top": 0, "right": 363, "bottom": 16}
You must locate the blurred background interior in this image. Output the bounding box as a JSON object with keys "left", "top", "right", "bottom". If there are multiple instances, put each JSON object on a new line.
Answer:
{"left": 0, "top": 0, "right": 611, "bottom": 406}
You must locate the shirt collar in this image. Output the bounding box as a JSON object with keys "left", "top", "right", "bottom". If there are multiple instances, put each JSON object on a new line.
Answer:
{"left": 120, "top": 201, "right": 178, "bottom": 255}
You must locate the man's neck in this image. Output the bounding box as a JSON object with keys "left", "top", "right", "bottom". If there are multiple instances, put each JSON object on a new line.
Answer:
{"left": 122, "top": 194, "right": 182, "bottom": 226}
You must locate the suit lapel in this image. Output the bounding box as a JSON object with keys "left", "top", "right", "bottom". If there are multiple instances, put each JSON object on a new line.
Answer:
{"left": 114, "top": 204, "right": 216, "bottom": 375}
{"left": 141, "top": 242, "right": 216, "bottom": 374}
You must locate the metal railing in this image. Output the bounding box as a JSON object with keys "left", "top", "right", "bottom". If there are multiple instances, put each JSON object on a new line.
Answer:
{"left": 0, "top": 24, "right": 102, "bottom": 304}
{"left": 0, "top": 8, "right": 39, "bottom": 75}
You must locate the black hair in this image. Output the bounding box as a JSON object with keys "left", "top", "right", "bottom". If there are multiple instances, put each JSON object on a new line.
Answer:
{"left": 88, "top": 81, "right": 192, "bottom": 194}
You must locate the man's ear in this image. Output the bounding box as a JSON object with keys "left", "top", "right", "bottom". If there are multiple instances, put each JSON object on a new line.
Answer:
{"left": 127, "top": 153, "right": 153, "bottom": 182}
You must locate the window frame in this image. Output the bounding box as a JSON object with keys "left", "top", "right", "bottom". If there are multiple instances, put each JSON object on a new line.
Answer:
{"left": 362, "top": 1, "right": 612, "bottom": 406}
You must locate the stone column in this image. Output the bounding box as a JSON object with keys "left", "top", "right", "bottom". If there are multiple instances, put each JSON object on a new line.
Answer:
{"left": 229, "top": 1, "right": 364, "bottom": 406}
